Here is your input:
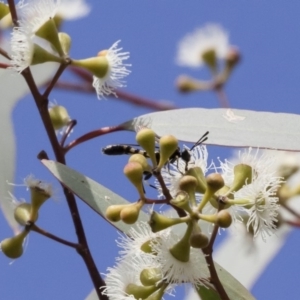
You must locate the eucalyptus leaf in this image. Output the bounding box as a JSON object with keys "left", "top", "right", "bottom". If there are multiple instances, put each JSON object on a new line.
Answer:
{"left": 122, "top": 108, "right": 300, "bottom": 151}
{"left": 0, "top": 62, "right": 58, "bottom": 233}
{"left": 41, "top": 159, "right": 149, "bottom": 233}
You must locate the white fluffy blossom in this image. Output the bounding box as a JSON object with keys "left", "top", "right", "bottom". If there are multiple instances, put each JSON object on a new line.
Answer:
{"left": 57, "top": 0, "right": 90, "bottom": 20}
{"left": 20, "top": 0, "right": 60, "bottom": 33}
{"left": 176, "top": 23, "right": 230, "bottom": 68}
{"left": 102, "top": 256, "right": 163, "bottom": 300}
{"left": 219, "top": 148, "right": 283, "bottom": 240}
{"left": 116, "top": 222, "right": 170, "bottom": 259}
{"left": 93, "top": 40, "right": 131, "bottom": 99}
{"left": 151, "top": 228, "right": 208, "bottom": 286}
{"left": 24, "top": 174, "right": 53, "bottom": 197}
{"left": 235, "top": 176, "right": 281, "bottom": 241}
{"left": 10, "top": 26, "right": 35, "bottom": 73}
{"left": 157, "top": 144, "right": 209, "bottom": 198}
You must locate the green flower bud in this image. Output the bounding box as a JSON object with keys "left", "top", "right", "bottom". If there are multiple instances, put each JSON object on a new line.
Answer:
{"left": 72, "top": 56, "right": 109, "bottom": 79}
{"left": 190, "top": 232, "right": 209, "bottom": 249}
{"left": 1, "top": 230, "right": 29, "bottom": 259}
{"left": 140, "top": 268, "right": 162, "bottom": 286}
{"left": 206, "top": 173, "right": 224, "bottom": 193}
{"left": 35, "top": 18, "right": 64, "bottom": 57}
{"left": 123, "top": 162, "right": 145, "bottom": 199}
{"left": 140, "top": 239, "right": 155, "bottom": 254}
{"left": 169, "top": 221, "right": 193, "bottom": 262}
{"left": 149, "top": 211, "right": 186, "bottom": 233}
{"left": 198, "top": 173, "right": 224, "bottom": 212}
{"left": 25, "top": 176, "right": 52, "bottom": 222}
{"left": 0, "top": 3, "right": 10, "bottom": 20}
{"left": 120, "top": 201, "right": 144, "bottom": 224}
{"left": 189, "top": 222, "right": 209, "bottom": 248}
{"left": 14, "top": 203, "right": 38, "bottom": 226}
{"left": 186, "top": 167, "right": 207, "bottom": 194}
{"left": 105, "top": 204, "right": 128, "bottom": 222}
{"left": 58, "top": 32, "right": 71, "bottom": 55}
{"left": 156, "top": 135, "right": 178, "bottom": 170}
{"left": 31, "top": 44, "right": 63, "bottom": 65}
{"left": 176, "top": 75, "right": 207, "bottom": 93}
{"left": 217, "top": 210, "right": 232, "bottom": 228}
{"left": 129, "top": 154, "right": 151, "bottom": 172}
{"left": 170, "top": 191, "right": 192, "bottom": 213}
{"left": 178, "top": 175, "right": 198, "bottom": 206}
{"left": 144, "top": 286, "right": 167, "bottom": 300}
{"left": 202, "top": 48, "right": 217, "bottom": 72}
{"left": 125, "top": 283, "right": 159, "bottom": 299}
{"left": 228, "top": 164, "right": 252, "bottom": 194}
{"left": 136, "top": 128, "right": 157, "bottom": 167}
{"left": 48, "top": 105, "right": 71, "bottom": 130}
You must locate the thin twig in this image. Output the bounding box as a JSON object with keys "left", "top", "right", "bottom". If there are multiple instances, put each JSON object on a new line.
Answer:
{"left": 21, "top": 65, "right": 107, "bottom": 300}
{"left": 64, "top": 125, "right": 124, "bottom": 153}
{"left": 54, "top": 80, "right": 177, "bottom": 111}
{"left": 31, "top": 224, "right": 80, "bottom": 249}
{"left": 60, "top": 120, "right": 77, "bottom": 147}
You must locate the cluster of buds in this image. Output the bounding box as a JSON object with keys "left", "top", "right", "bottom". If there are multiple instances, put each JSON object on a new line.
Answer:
{"left": 105, "top": 128, "right": 284, "bottom": 241}
{"left": 0, "top": 176, "right": 52, "bottom": 259}
{"left": 103, "top": 130, "right": 285, "bottom": 299}
{"left": 106, "top": 128, "right": 179, "bottom": 225}
{"left": 175, "top": 24, "right": 240, "bottom": 93}
{"left": 8, "top": 0, "right": 130, "bottom": 99}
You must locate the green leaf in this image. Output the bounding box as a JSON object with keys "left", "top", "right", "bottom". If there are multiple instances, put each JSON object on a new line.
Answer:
{"left": 205, "top": 260, "right": 256, "bottom": 300}
{"left": 0, "top": 62, "right": 57, "bottom": 233}
{"left": 197, "top": 284, "right": 221, "bottom": 300}
{"left": 121, "top": 108, "right": 300, "bottom": 151}
{"left": 41, "top": 160, "right": 149, "bottom": 233}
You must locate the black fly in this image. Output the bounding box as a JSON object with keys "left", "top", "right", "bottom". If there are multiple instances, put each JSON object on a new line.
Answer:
{"left": 102, "top": 131, "right": 209, "bottom": 176}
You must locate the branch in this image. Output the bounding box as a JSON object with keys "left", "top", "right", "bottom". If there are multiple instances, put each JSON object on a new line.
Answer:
{"left": 31, "top": 224, "right": 80, "bottom": 249}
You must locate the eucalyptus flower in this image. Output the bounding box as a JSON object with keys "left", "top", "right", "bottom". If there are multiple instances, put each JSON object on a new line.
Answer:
{"left": 176, "top": 23, "right": 230, "bottom": 68}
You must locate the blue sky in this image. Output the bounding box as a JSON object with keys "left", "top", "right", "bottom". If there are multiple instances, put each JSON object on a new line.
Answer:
{"left": 1, "top": 1, "right": 300, "bottom": 299}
